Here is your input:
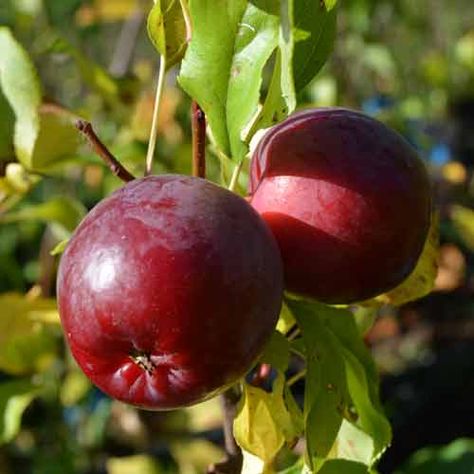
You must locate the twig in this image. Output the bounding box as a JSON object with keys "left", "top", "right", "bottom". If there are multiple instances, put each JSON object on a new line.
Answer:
{"left": 145, "top": 57, "right": 167, "bottom": 176}
{"left": 192, "top": 101, "right": 206, "bottom": 178}
{"left": 75, "top": 120, "right": 135, "bottom": 183}
{"left": 208, "top": 387, "right": 243, "bottom": 474}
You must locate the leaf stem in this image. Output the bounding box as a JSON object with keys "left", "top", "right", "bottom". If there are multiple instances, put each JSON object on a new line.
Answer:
{"left": 192, "top": 101, "right": 206, "bottom": 178}
{"left": 75, "top": 120, "right": 135, "bottom": 182}
{"left": 287, "top": 369, "right": 307, "bottom": 387}
{"left": 179, "top": 0, "right": 192, "bottom": 42}
{"left": 145, "top": 56, "right": 167, "bottom": 176}
{"left": 228, "top": 159, "right": 244, "bottom": 192}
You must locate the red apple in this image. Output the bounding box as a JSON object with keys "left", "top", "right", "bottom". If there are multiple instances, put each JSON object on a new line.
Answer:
{"left": 249, "top": 108, "right": 432, "bottom": 304}
{"left": 57, "top": 175, "right": 283, "bottom": 410}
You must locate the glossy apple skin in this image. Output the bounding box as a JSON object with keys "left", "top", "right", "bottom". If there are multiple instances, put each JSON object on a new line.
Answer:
{"left": 249, "top": 108, "right": 432, "bottom": 304}
{"left": 57, "top": 175, "right": 283, "bottom": 410}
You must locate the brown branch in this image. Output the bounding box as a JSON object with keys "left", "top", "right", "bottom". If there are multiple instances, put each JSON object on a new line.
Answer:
{"left": 207, "top": 387, "right": 243, "bottom": 474}
{"left": 192, "top": 101, "right": 206, "bottom": 179}
{"left": 76, "top": 120, "right": 135, "bottom": 183}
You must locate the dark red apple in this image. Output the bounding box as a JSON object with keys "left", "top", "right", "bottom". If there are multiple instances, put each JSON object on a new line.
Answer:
{"left": 249, "top": 108, "right": 432, "bottom": 304}
{"left": 57, "top": 175, "right": 283, "bottom": 410}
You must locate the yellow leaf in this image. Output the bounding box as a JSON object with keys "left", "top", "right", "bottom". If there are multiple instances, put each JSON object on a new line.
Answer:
{"left": 107, "top": 454, "right": 162, "bottom": 474}
{"left": 76, "top": 0, "right": 141, "bottom": 25}
{"left": 0, "top": 293, "right": 58, "bottom": 374}
{"left": 362, "top": 213, "right": 439, "bottom": 307}
{"left": 234, "top": 375, "right": 302, "bottom": 465}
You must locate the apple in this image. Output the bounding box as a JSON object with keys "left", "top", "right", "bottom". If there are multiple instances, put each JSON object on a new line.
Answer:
{"left": 57, "top": 175, "right": 283, "bottom": 410}
{"left": 249, "top": 108, "right": 432, "bottom": 304}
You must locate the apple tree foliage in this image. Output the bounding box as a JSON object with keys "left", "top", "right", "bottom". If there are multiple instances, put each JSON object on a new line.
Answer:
{"left": 0, "top": 1, "right": 440, "bottom": 472}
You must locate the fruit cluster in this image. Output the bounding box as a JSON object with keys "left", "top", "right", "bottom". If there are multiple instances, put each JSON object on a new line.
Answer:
{"left": 57, "top": 108, "right": 431, "bottom": 409}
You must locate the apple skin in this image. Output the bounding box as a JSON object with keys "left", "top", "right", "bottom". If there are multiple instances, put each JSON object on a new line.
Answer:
{"left": 57, "top": 175, "right": 283, "bottom": 410}
{"left": 249, "top": 108, "right": 432, "bottom": 304}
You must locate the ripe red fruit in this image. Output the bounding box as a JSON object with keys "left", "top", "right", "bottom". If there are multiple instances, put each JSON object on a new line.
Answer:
{"left": 57, "top": 175, "right": 283, "bottom": 409}
{"left": 249, "top": 108, "right": 432, "bottom": 304}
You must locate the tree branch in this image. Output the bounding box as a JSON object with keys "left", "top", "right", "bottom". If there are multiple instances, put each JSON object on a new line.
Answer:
{"left": 208, "top": 387, "right": 243, "bottom": 474}
{"left": 192, "top": 101, "right": 206, "bottom": 179}
{"left": 76, "top": 120, "right": 135, "bottom": 183}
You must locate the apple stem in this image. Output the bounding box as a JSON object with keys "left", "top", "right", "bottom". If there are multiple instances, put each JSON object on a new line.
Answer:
{"left": 192, "top": 101, "right": 206, "bottom": 178}
{"left": 208, "top": 387, "right": 243, "bottom": 474}
{"left": 75, "top": 120, "right": 135, "bottom": 182}
{"left": 145, "top": 56, "right": 167, "bottom": 176}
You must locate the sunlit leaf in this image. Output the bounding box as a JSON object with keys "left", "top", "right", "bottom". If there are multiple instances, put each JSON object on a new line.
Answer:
{"left": 362, "top": 213, "right": 439, "bottom": 307}
{"left": 1, "top": 196, "right": 86, "bottom": 233}
{"left": 106, "top": 454, "right": 162, "bottom": 474}
{"left": 60, "top": 369, "right": 91, "bottom": 406}
{"left": 331, "top": 419, "right": 373, "bottom": 466}
{"left": 287, "top": 300, "right": 391, "bottom": 469}
{"left": 0, "top": 293, "right": 58, "bottom": 375}
{"left": 0, "top": 379, "right": 39, "bottom": 444}
{"left": 277, "top": 300, "right": 297, "bottom": 334}
{"left": 76, "top": 0, "right": 140, "bottom": 24}
{"left": 234, "top": 374, "right": 303, "bottom": 466}
{"left": 171, "top": 439, "right": 224, "bottom": 474}
{"left": 0, "top": 27, "right": 41, "bottom": 166}
{"left": 0, "top": 163, "right": 40, "bottom": 197}
{"left": 147, "top": 0, "right": 187, "bottom": 70}
{"left": 179, "top": 0, "right": 279, "bottom": 161}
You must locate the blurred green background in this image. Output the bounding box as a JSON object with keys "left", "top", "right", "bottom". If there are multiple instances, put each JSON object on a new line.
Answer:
{"left": 1, "top": 0, "right": 474, "bottom": 472}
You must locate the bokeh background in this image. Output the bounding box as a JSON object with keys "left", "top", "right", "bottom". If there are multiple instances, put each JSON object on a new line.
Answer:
{"left": 1, "top": 0, "right": 474, "bottom": 472}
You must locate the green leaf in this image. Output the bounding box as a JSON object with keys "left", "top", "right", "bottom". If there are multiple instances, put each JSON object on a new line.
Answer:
{"left": 0, "top": 89, "right": 15, "bottom": 160}
{"left": 147, "top": 0, "right": 188, "bottom": 70}
{"left": 234, "top": 374, "right": 303, "bottom": 465}
{"left": 279, "top": 0, "right": 338, "bottom": 113}
{"left": 1, "top": 196, "right": 86, "bottom": 233}
{"left": 0, "top": 379, "right": 39, "bottom": 444}
{"left": 30, "top": 105, "right": 81, "bottom": 171}
{"left": 260, "top": 330, "right": 290, "bottom": 371}
{"left": 318, "top": 459, "right": 369, "bottom": 474}
{"left": 0, "top": 27, "right": 42, "bottom": 166}
{"left": 46, "top": 34, "right": 119, "bottom": 100}
{"left": 178, "top": 0, "right": 279, "bottom": 160}
{"left": 397, "top": 438, "right": 474, "bottom": 474}
{"left": 287, "top": 299, "right": 391, "bottom": 469}
{"left": 0, "top": 293, "right": 58, "bottom": 375}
